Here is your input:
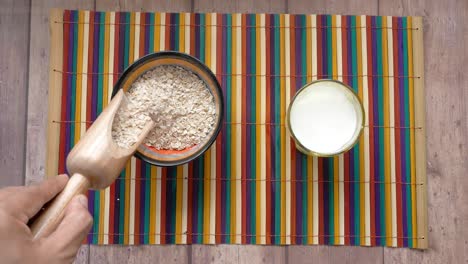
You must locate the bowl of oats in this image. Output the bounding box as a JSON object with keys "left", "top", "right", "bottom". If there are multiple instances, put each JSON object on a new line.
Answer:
{"left": 111, "top": 51, "right": 223, "bottom": 166}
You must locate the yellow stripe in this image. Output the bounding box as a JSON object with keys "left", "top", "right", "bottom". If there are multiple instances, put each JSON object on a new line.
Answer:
{"left": 259, "top": 13, "right": 267, "bottom": 245}
{"left": 107, "top": 12, "right": 115, "bottom": 104}
{"left": 332, "top": 15, "right": 338, "bottom": 79}
{"left": 407, "top": 16, "right": 417, "bottom": 248}
{"left": 255, "top": 13, "right": 262, "bottom": 244}
{"left": 203, "top": 14, "right": 212, "bottom": 244}
{"left": 382, "top": 17, "right": 393, "bottom": 247}
{"left": 333, "top": 155, "right": 339, "bottom": 243}
{"left": 154, "top": 13, "right": 161, "bottom": 51}
{"left": 175, "top": 165, "right": 184, "bottom": 243}
{"left": 179, "top": 13, "right": 185, "bottom": 52}
{"left": 155, "top": 167, "right": 162, "bottom": 244}
{"left": 181, "top": 164, "right": 188, "bottom": 244}
{"left": 80, "top": 11, "right": 89, "bottom": 141}
{"left": 235, "top": 13, "right": 243, "bottom": 244}
{"left": 208, "top": 13, "right": 217, "bottom": 244}
{"left": 74, "top": 11, "right": 84, "bottom": 144}
{"left": 230, "top": 13, "right": 237, "bottom": 242}
{"left": 129, "top": 158, "right": 136, "bottom": 244}
{"left": 283, "top": 14, "right": 290, "bottom": 245}
{"left": 149, "top": 166, "right": 157, "bottom": 244}
{"left": 134, "top": 12, "right": 140, "bottom": 61}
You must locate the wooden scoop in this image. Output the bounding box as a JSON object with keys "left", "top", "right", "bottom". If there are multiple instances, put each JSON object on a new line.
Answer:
{"left": 30, "top": 90, "right": 155, "bottom": 239}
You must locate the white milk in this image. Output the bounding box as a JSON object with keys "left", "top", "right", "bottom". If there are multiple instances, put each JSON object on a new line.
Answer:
{"left": 289, "top": 81, "right": 361, "bottom": 155}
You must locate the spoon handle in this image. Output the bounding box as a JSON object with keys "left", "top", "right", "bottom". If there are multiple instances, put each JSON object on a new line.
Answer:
{"left": 30, "top": 173, "right": 90, "bottom": 240}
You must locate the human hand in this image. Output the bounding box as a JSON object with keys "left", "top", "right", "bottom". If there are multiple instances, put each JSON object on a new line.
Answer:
{"left": 0, "top": 175, "right": 93, "bottom": 264}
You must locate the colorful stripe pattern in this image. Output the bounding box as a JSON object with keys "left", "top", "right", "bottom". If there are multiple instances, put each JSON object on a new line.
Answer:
{"left": 54, "top": 10, "right": 422, "bottom": 247}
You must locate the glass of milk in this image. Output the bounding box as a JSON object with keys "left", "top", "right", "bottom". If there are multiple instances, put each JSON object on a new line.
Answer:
{"left": 287, "top": 80, "right": 364, "bottom": 157}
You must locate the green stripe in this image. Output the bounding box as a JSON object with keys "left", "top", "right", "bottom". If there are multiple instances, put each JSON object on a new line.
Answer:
{"left": 225, "top": 13, "right": 232, "bottom": 243}
{"left": 250, "top": 14, "right": 257, "bottom": 244}
{"left": 70, "top": 11, "right": 78, "bottom": 146}
{"left": 376, "top": 16, "right": 386, "bottom": 245}
{"left": 273, "top": 14, "right": 281, "bottom": 244}
{"left": 148, "top": 14, "right": 154, "bottom": 53}
{"left": 124, "top": 12, "right": 130, "bottom": 67}
{"left": 401, "top": 17, "right": 413, "bottom": 247}
{"left": 199, "top": 14, "right": 206, "bottom": 63}
{"left": 119, "top": 171, "right": 125, "bottom": 244}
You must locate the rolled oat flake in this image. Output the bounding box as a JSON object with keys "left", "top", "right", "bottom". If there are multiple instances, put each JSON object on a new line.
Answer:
{"left": 112, "top": 65, "right": 216, "bottom": 150}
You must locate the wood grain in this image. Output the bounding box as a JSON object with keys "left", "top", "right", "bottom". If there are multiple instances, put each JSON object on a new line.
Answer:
{"left": 238, "top": 246, "right": 286, "bottom": 264}
{"left": 89, "top": 245, "right": 189, "bottom": 264}
{"left": 26, "top": 0, "right": 94, "bottom": 184}
{"left": 379, "top": 0, "right": 468, "bottom": 262}
{"left": 286, "top": 245, "right": 330, "bottom": 264}
{"left": 192, "top": 245, "right": 239, "bottom": 264}
{"left": 73, "top": 246, "right": 90, "bottom": 264}
{"left": 0, "top": 0, "right": 30, "bottom": 188}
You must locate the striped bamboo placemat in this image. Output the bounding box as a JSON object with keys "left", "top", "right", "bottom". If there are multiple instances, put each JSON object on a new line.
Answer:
{"left": 46, "top": 9, "right": 427, "bottom": 248}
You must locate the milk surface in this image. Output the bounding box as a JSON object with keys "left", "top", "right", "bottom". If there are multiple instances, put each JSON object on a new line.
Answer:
{"left": 289, "top": 82, "right": 358, "bottom": 155}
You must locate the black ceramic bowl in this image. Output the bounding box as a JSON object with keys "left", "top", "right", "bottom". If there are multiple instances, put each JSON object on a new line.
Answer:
{"left": 111, "top": 51, "right": 224, "bottom": 166}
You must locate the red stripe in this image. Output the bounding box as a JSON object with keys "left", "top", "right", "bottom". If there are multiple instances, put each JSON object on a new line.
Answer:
{"left": 366, "top": 15, "right": 376, "bottom": 246}
{"left": 165, "top": 14, "right": 170, "bottom": 50}
{"left": 139, "top": 13, "right": 146, "bottom": 58}
{"left": 342, "top": 15, "right": 351, "bottom": 246}
{"left": 160, "top": 168, "right": 167, "bottom": 244}
{"left": 289, "top": 14, "right": 297, "bottom": 244}
{"left": 265, "top": 14, "right": 272, "bottom": 245}
{"left": 392, "top": 16, "right": 403, "bottom": 247}
{"left": 58, "top": 10, "right": 70, "bottom": 174}
{"left": 241, "top": 14, "right": 247, "bottom": 244}
{"left": 134, "top": 159, "right": 141, "bottom": 245}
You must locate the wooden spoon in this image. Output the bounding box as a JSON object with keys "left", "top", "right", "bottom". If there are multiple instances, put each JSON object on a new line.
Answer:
{"left": 30, "top": 90, "right": 155, "bottom": 239}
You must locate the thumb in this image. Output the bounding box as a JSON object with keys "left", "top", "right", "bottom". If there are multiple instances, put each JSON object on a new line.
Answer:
{"left": 45, "top": 195, "right": 92, "bottom": 262}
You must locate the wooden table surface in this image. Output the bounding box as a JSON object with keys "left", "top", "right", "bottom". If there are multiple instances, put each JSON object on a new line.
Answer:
{"left": 1, "top": 0, "right": 467, "bottom": 263}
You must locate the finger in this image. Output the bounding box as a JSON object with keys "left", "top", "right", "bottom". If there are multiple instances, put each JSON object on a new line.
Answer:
{"left": 46, "top": 195, "right": 93, "bottom": 260}
{"left": 3, "top": 175, "right": 68, "bottom": 223}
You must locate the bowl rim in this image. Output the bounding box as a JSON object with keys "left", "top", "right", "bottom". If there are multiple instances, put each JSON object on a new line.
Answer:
{"left": 111, "top": 51, "right": 224, "bottom": 166}
{"left": 286, "top": 79, "right": 365, "bottom": 157}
